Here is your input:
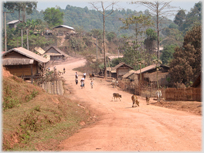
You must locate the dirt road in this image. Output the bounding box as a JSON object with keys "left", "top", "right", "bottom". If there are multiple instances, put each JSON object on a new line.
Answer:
{"left": 55, "top": 59, "right": 202, "bottom": 151}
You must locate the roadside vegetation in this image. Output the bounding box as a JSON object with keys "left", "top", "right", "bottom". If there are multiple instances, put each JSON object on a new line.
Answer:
{"left": 2, "top": 70, "right": 96, "bottom": 151}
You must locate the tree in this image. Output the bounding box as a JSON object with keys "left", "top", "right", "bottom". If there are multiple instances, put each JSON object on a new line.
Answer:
{"left": 169, "top": 25, "right": 201, "bottom": 86}
{"left": 120, "top": 14, "right": 153, "bottom": 45}
{"left": 4, "top": 2, "right": 37, "bottom": 22}
{"left": 160, "top": 44, "right": 177, "bottom": 65}
{"left": 174, "top": 9, "right": 186, "bottom": 27}
{"left": 43, "top": 7, "right": 64, "bottom": 28}
{"left": 106, "top": 31, "right": 117, "bottom": 42}
{"left": 144, "top": 28, "right": 157, "bottom": 53}
{"left": 179, "top": 1, "right": 202, "bottom": 34}
{"left": 90, "top": 1, "right": 117, "bottom": 79}
{"left": 131, "top": 1, "right": 178, "bottom": 59}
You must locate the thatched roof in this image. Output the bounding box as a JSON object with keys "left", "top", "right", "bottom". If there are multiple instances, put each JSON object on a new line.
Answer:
{"left": 134, "top": 64, "right": 157, "bottom": 74}
{"left": 34, "top": 47, "right": 45, "bottom": 55}
{"left": 2, "top": 47, "right": 49, "bottom": 63}
{"left": 143, "top": 71, "right": 169, "bottom": 82}
{"left": 3, "top": 58, "right": 34, "bottom": 66}
{"left": 122, "top": 70, "right": 137, "bottom": 79}
{"left": 44, "top": 46, "right": 69, "bottom": 57}
{"left": 113, "top": 62, "right": 133, "bottom": 70}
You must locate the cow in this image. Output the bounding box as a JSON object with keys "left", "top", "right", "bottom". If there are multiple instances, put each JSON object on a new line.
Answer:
{"left": 146, "top": 96, "right": 150, "bottom": 105}
{"left": 131, "top": 94, "right": 139, "bottom": 107}
{"left": 112, "top": 93, "right": 122, "bottom": 101}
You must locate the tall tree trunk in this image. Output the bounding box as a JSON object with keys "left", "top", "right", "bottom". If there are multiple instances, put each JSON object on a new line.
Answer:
{"left": 27, "top": 29, "right": 29, "bottom": 50}
{"left": 21, "top": 29, "right": 23, "bottom": 47}
{"left": 156, "top": 2, "right": 160, "bottom": 59}
{"left": 102, "top": 2, "right": 107, "bottom": 79}
{"left": 4, "top": 12, "right": 7, "bottom": 52}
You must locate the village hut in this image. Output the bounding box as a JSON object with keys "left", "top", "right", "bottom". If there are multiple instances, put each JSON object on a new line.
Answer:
{"left": 2, "top": 47, "right": 49, "bottom": 83}
{"left": 53, "top": 25, "right": 75, "bottom": 36}
{"left": 110, "top": 62, "right": 133, "bottom": 79}
{"left": 7, "top": 20, "right": 22, "bottom": 29}
{"left": 44, "top": 46, "right": 69, "bottom": 61}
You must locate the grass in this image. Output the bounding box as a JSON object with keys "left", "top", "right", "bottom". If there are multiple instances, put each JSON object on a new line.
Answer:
{"left": 2, "top": 75, "right": 95, "bottom": 151}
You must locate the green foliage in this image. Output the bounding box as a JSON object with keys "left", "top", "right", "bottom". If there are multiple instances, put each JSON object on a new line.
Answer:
{"left": 25, "top": 90, "right": 39, "bottom": 102}
{"left": 178, "top": 2, "right": 202, "bottom": 34}
{"left": 43, "top": 7, "right": 64, "bottom": 28}
{"left": 120, "top": 14, "right": 153, "bottom": 43}
{"left": 110, "top": 58, "right": 123, "bottom": 67}
{"left": 68, "top": 37, "right": 84, "bottom": 51}
{"left": 174, "top": 9, "right": 186, "bottom": 27}
{"left": 3, "top": 86, "right": 20, "bottom": 110}
{"left": 169, "top": 25, "right": 201, "bottom": 85}
{"left": 145, "top": 28, "right": 157, "bottom": 40}
{"left": 4, "top": 2, "right": 37, "bottom": 21}
{"left": 106, "top": 31, "right": 117, "bottom": 42}
{"left": 160, "top": 44, "right": 177, "bottom": 65}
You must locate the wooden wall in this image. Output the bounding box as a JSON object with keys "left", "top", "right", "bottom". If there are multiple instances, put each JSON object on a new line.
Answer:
{"left": 5, "top": 62, "right": 38, "bottom": 77}
{"left": 165, "top": 88, "right": 201, "bottom": 101}
{"left": 117, "top": 67, "right": 130, "bottom": 79}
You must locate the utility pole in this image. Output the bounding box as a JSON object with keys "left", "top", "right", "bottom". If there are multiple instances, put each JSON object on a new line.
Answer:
{"left": 3, "top": 10, "right": 14, "bottom": 51}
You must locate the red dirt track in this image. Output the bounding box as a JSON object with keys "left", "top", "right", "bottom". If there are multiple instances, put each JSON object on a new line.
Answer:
{"left": 55, "top": 58, "right": 202, "bottom": 151}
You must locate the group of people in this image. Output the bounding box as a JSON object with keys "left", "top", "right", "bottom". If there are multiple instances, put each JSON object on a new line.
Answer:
{"left": 75, "top": 72, "right": 94, "bottom": 89}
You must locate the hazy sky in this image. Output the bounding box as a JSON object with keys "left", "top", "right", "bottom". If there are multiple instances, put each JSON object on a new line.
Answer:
{"left": 35, "top": 0, "right": 200, "bottom": 20}
{"left": 36, "top": 0, "right": 199, "bottom": 12}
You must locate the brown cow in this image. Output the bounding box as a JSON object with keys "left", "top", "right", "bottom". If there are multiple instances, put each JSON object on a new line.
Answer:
{"left": 112, "top": 93, "right": 122, "bottom": 101}
{"left": 131, "top": 94, "right": 139, "bottom": 107}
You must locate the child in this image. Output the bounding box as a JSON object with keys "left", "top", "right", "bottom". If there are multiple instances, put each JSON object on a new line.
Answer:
{"left": 90, "top": 80, "right": 94, "bottom": 89}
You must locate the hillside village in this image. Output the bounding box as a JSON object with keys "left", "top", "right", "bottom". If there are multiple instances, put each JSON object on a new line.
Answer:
{"left": 2, "top": 1, "right": 202, "bottom": 151}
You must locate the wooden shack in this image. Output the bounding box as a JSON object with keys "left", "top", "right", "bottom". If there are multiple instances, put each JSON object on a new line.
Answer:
{"left": 53, "top": 25, "right": 75, "bottom": 36}
{"left": 7, "top": 20, "right": 22, "bottom": 29}
{"left": 44, "top": 46, "right": 68, "bottom": 61}
{"left": 2, "top": 47, "right": 49, "bottom": 83}
{"left": 111, "top": 62, "right": 133, "bottom": 79}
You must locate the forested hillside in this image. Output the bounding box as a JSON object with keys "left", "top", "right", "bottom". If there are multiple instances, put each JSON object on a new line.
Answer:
{"left": 3, "top": 4, "right": 172, "bottom": 36}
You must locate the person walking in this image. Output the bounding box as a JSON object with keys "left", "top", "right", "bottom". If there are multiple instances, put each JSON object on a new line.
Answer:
{"left": 83, "top": 72, "right": 86, "bottom": 79}
{"left": 81, "top": 77, "right": 85, "bottom": 89}
{"left": 75, "top": 72, "right": 78, "bottom": 78}
{"left": 75, "top": 77, "right": 78, "bottom": 85}
{"left": 156, "top": 90, "right": 162, "bottom": 102}
{"left": 63, "top": 68, "right": 65, "bottom": 74}
{"left": 90, "top": 80, "right": 94, "bottom": 89}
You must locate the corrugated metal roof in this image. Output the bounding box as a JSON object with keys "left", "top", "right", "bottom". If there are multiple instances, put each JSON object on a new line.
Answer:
{"left": 53, "top": 25, "right": 75, "bottom": 30}
{"left": 7, "top": 20, "right": 21, "bottom": 24}
{"left": 3, "top": 47, "right": 49, "bottom": 63}
{"left": 3, "top": 58, "right": 34, "bottom": 65}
